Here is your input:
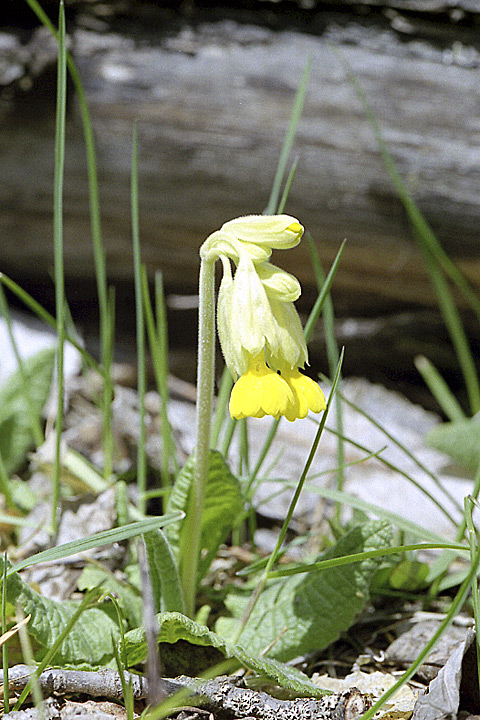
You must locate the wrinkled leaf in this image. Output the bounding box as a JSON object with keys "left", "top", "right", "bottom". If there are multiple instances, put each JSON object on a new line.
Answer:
{"left": 123, "top": 611, "right": 329, "bottom": 698}
{"left": 1, "top": 556, "right": 119, "bottom": 665}
{"left": 216, "top": 520, "right": 392, "bottom": 661}
{"left": 77, "top": 565, "right": 143, "bottom": 629}
{"left": 143, "top": 529, "right": 185, "bottom": 613}
{"left": 0, "top": 348, "right": 55, "bottom": 472}
{"left": 166, "top": 450, "right": 243, "bottom": 581}
{"left": 389, "top": 559, "right": 429, "bottom": 591}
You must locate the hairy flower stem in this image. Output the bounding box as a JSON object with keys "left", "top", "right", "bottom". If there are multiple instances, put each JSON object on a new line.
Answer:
{"left": 181, "top": 257, "right": 216, "bottom": 617}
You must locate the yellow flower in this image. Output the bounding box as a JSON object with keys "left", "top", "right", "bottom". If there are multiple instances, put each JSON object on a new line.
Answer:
{"left": 281, "top": 367, "right": 327, "bottom": 422}
{"left": 229, "top": 354, "right": 294, "bottom": 420}
{"left": 201, "top": 213, "right": 326, "bottom": 422}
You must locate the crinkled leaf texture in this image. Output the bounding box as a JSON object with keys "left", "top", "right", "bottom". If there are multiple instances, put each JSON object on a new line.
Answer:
{"left": 427, "top": 418, "right": 480, "bottom": 472}
{"left": 0, "top": 348, "right": 55, "bottom": 472}
{"left": 1, "top": 556, "right": 119, "bottom": 665}
{"left": 77, "top": 564, "right": 143, "bottom": 629}
{"left": 166, "top": 450, "right": 243, "bottom": 582}
{"left": 143, "top": 529, "right": 185, "bottom": 613}
{"left": 123, "top": 611, "right": 329, "bottom": 698}
{"left": 216, "top": 520, "right": 392, "bottom": 661}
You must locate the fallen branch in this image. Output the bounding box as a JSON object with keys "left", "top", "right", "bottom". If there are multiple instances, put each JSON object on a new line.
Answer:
{"left": 1, "top": 666, "right": 369, "bottom": 719}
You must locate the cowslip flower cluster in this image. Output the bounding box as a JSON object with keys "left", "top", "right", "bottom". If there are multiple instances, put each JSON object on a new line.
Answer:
{"left": 200, "top": 215, "right": 326, "bottom": 422}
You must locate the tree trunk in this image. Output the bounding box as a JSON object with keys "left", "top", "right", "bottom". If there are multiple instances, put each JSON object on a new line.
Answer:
{"left": 1, "top": 2, "right": 479, "bottom": 316}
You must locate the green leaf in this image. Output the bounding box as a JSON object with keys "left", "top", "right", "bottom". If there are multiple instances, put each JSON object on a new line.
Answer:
{"left": 427, "top": 418, "right": 480, "bottom": 471}
{"left": 0, "top": 348, "right": 55, "bottom": 472}
{"left": 123, "top": 611, "right": 329, "bottom": 698}
{"left": 143, "top": 529, "right": 185, "bottom": 613}
{"left": 77, "top": 565, "right": 143, "bottom": 629}
{"left": 216, "top": 520, "right": 392, "bottom": 661}
{"left": 8, "top": 513, "right": 184, "bottom": 576}
{"left": 0, "top": 556, "right": 119, "bottom": 665}
{"left": 389, "top": 559, "right": 429, "bottom": 591}
{"left": 166, "top": 450, "right": 243, "bottom": 581}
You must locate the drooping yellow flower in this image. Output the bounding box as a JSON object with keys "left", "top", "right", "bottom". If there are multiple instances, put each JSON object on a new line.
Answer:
{"left": 280, "top": 367, "right": 327, "bottom": 422}
{"left": 229, "top": 354, "right": 294, "bottom": 420}
{"left": 200, "top": 214, "right": 326, "bottom": 422}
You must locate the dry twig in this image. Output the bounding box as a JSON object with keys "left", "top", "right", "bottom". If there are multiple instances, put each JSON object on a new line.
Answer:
{"left": 1, "top": 666, "right": 369, "bottom": 720}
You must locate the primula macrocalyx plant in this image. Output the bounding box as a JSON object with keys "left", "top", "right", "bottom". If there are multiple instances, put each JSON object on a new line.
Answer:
{"left": 200, "top": 214, "right": 326, "bottom": 422}
{"left": 182, "top": 214, "right": 327, "bottom": 616}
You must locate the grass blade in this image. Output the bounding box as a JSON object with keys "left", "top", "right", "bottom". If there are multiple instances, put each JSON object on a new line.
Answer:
{"left": 338, "top": 52, "right": 480, "bottom": 414}
{"left": 303, "top": 239, "right": 346, "bottom": 344}
{"left": 414, "top": 355, "right": 466, "bottom": 422}
{"left": 360, "top": 538, "right": 480, "bottom": 720}
{"left": 131, "top": 126, "right": 147, "bottom": 514}
{"left": 267, "top": 541, "right": 468, "bottom": 579}
{"left": 264, "top": 58, "right": 311, "bottom": 215}
{"left": 7, "top": 513, "right": 184, "bottom": 577}
{"left": 235, "top": 350, "right": 344, "bottom": 640}
{"left": 51, "top": 0, "right": 67, "bottom": 533}
{"left": 307, "top": 236, "right": 345, "bottom": 520}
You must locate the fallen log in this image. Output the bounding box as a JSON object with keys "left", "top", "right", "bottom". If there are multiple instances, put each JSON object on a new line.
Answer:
{"left": 1, "top": 3, "right": 480, "bottom": 316}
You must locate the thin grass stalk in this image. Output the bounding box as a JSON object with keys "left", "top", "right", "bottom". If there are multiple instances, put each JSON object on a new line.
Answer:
{"left": 457, "top": 464, "right": 480, "bottom": 544}
{"left": 112, "top": 638, "right": 134, "bottom": 720}
{"left": 219, "top": 416, "right": 236, "bottom": 458}
{"left": 271, "top": 481, "right": 449, "bottom": 544}
{"left": 333, "top": 385, "right": 464, "bottom": 517}
{"left": 307, "top": 236, "right": 345, "bottom": 521}
{"left": 414, "top": 355, "right": 466, "bottom": 421}
{"left": 51, "top": 0, "right": 67, "bottom": 534}
{"left": 336, "top": 51, "right": 480, "bottom": 322}
{"left": 141, "top": 268, "right": 178, "bottom": 484}
{"left": 234, "top": 350, "right": 344, "bottom": 641}
{"left": 244, "top": 240, "right": 347, "bottom": 487}
{"left": 276, "top": 157, "right": 299, "bottom": 215}
{"left": 7, "top": 514, "right": 183, "bottom": 578}
{"left": 25, "top": 0, "right": 114, "bottom": 479}
{"left": 210, "top": 368, "right": 233, "bottom": 449}
{"left": 0, "top": 287, "right": 43, "bottom": 447}
{"left": 419, "top": 241, "right": 480, "bottom": 414}
{"left": 465, "top": 495, "right": 480, "bottom": 699}
{"left": 238, "top": 419, "right": 250, "bottom": 476}
{"left": 141, "top": 269, "right": 176, "bottom": 484}
{"left": 321, "top": 423, "right": 458, "bottom": 528}
{"left": 267, "top": 541, "right": 468, "bottom": 579}
{"left": 428, "top": 462, "right": 480, "bottom": 596}
{"left": 0, "top": 451, "right": 14, "bottom": 510}
{"left": 72, "top": 57, "right": 113, "bottom": 480}
{"left": 244, "top": 418, "right": 280, "bottom": 497}
{"left": 13, "top": 589, "right": 101, "bottom": 712}
{"left": 360, "top": 539, "right": 480, "bottom": 720}
{"left": 303, "top": 239, "right": 346, "bottom": 344}
{"left": 337, "top": 53, "right": 480, "bottom": 413}
{"left": 2, "top": 554, "right": 9, "bottom": 713}
{"left": 0, "top": 274, "right": 100, "bottom": 374}
{"left": 16, "top": 609, "right": 44, "bottom": 716}
{"left": 109, "top": 593, "right": 136, "bottom": 718}
{"left": 131, "top": 126, "right": 147, "bottom": 515}
{"left": 264, "top": 59, "right": 311, "bottom": 215}
{"left": 102, "top": 287, "right": 116, "bottom": 478}
{"left": 240, "top": 483, "right": 457, "bottom": 579}
{"left": 155, "top": 271, "right": 178, "bottom": 480}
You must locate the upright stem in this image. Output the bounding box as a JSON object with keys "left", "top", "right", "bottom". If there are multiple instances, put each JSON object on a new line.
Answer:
{"left": 180, "top": 258, "right": 216, "bottom": 617}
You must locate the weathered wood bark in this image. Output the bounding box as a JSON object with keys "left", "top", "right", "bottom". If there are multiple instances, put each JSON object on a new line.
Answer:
{"left": 1, "top": 2, "right": 480, "bottom": 315}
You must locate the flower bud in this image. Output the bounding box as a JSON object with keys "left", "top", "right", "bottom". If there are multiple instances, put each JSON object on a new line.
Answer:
{"left": 220, "top": 214, "right": 303, "bottom": 249}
